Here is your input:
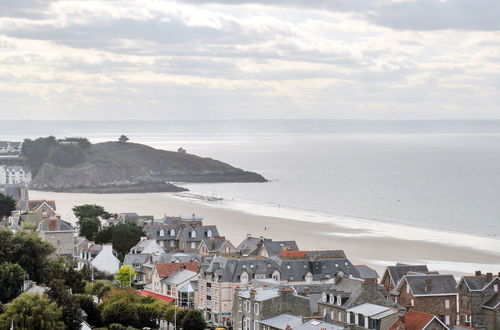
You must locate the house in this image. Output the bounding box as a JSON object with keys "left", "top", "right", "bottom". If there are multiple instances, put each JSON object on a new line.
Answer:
{"left": 0, "top": 166, "right": 31, "bottom": 185}
{"left": 236, "top": 235, "right": 299, "bottom": 257}
{"left": 198, "top": 236, "right": 238, "bottom": 257}
{"left": 389, "top": 310, "right": 450, "bottom": 330}
{"left": 78, "top": 242, "right": 103, "bottom": 271}
{"left": 130, "top": 237, "right": 164, "bottom": 255}
{"left": 232, "top": 287, "right": 311, "bottom": 330}
{"left": 482, "top": 293, "right": 499, "bottom": 330}
{"left": 115, "top": 212, "right": 154, "bottom": 226}
{"left": 317, "top": 275, "right": 393, "bottom": 327}
{"left": 0, "top": 141, "right": 22, "bottom": 154}
{"left": 37, "top": 217, "right": 76, "bottom": 256}
{"left": 147, "top": 262, "right": 200, "bottom": 304}
{"left": 26, "top": 200, "right": 58, "bottom": 219}
{"left": 381, "top": 264, "right": 430, "bottom": 301}
{"left": 345, "top": 303, "right": 400, "bottom": 330}
{"left": 393, "top": 273, "right": 458, "bottom": 326}
{"left": 198, "top": 255, "right": 282, "bottom": 327}
{"left": 124, "top": 253, "right": 154, "bottom": 283}
{"left": 458, "top": 270, "right": 500, "bottom": 329}
{"left": 91, "top": 244, "right": 120, "bottom": 275}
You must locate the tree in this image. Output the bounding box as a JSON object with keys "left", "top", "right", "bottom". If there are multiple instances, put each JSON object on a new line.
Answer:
{"left": 0, "top": 229, "right": 54, "bottom": 283}
{"left": 118, "top": 135, "right": 129, "bottom": 143}
{"left": 85, "top": 280, "right": 113, "bottom": 303}
{"left": 43, "top": 258, "right": 86, "bottom": 294}
{"left": 47, "top": 279, "right": 82, "bottom": 330}
{"left": 0, "top": 262, "right": 26, "bottom": 303}
{"left": 181, "top": 310, "right": 207, "bottom": 330}
{"left": 116, "top": 265, "right": 136, "bottom": 286}
{"left": 72, "top": 204, "right": 111, "bottom": 223}
{"left": 95, "top": 223, "right": 145, "bottom": 260}
{"left": 0, "top": 293, "right": 64, "bottom": 330}
{"left": 101, "top": 300, "right": 138, "bottom": 327}
{"left": 79, "top": 218, "right": 101, "bottom": 240}
{"left": 74, "top": 294, "right": 103, "bottom": 327}
{"left": 0, "top": 193, "right": 16, "bottom": 218}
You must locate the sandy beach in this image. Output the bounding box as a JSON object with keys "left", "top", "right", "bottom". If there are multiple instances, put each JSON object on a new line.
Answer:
{"left": 30, "top": 190, "right": 500, "bottom": 277}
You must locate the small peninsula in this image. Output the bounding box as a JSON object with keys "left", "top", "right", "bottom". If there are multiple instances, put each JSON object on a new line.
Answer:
{"left": 21, "top": 136, "right": 267, "bottom": 193}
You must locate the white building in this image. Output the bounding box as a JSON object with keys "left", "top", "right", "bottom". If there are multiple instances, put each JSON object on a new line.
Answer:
{"left": 0, "top": 165, "right": 31, "bottom": 185}
{"left": 0, "top": 141, "right": 22, "bottom": 155}
{"left": 91, "top": 244, "right": 120, "bottom": 275}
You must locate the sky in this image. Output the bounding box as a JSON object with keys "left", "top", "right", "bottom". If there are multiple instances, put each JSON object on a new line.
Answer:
{"left": 0, "top": 0, "right": 499, "bottom": 120}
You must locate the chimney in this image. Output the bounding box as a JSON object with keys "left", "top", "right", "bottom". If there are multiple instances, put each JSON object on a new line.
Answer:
{"left": 475, "top": 270, "right": 482, "bottom": 276}
{"left": 285, "top": 326, "right": 292, "bottom": 330}
{"left": 486, "top": 272, "right": 493, "bottom": 282}
{"left": 424, "top": 276, "right": 432, "bottom": 293}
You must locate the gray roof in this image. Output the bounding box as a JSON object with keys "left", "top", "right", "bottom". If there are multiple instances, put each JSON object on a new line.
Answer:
{"left": 462, "top": 275, "right": 500, "bottom": 291}
{"left": 276, "top": 257, "right": 360, "bottom": 282}
{"left": 158, "top": 252, "right": 200, "bottom": 263}
{"left": 483, "top": 294, "right": 500, "bottom": 309}
{"left": 261, "top": 240, "right": 299, "bottom": 257}
{"left": 237, "top": 236, "right": 263, "bottom": 255}
{"left": 178, "top": 225, "right": 219, "bottom": 242}
{"left": 147, "top": 224, "right": 183, "bottom": 241}
{"left": 259, "top": 314, "right": 303, "bottom": 330}
{"left": 161, "top": 269, "right": 198, "bottom": 285}
{"left": 0, "top": 141, "right": 8, "bottom": 148}
{"left": 404, "top": 274, "right": 457, "bottom": 296}
{"left": 387, "top": 263, "right": 429, "bottom": 286}
{"left": 201, "top": 237, "right": 230, "bottom": 252}
{"left": 204, "top": 255, "right": 280, "bottom": 282}
{"left": 320, "top": 277, "right": 393, "bottom": 310}
{"left": 355, "top": 265, "right": 379, "bottom": 280}
{"left": 294, "top": 319, "right": 345, "bottom": 330}
{"left": 124, "top": 253, "right": 151, "bottom": 270}
{"left": 346, "top": 303, "right": 396, "bottom": 318}
{"left": 238, "top": 287, "right": 281, "bottom": 302}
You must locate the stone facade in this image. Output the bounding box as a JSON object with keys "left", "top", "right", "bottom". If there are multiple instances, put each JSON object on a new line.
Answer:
{"left": 39, "top": 230, "right": 75, "bottom": 256}
{"left": 232, "top": 287, "right": 311, "bottom": 330}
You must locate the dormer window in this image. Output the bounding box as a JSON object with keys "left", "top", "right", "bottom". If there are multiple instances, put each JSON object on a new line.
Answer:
{"left": 337, "top": 295, "right": 342, "bottom": 306}
{"left": 207, "top": 229, "right": 212, "bottom": 238}
{"left": 191, "top": 230, "right": 196, "bottom": 238}
{"left": 159, "top": 229, "right": 165, "bottom": 237}
{"left": 170, "top": 229, "right": 175, "bottom": 236}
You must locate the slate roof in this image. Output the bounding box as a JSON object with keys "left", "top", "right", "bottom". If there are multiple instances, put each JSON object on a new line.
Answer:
{"left": 158, "top": 252, "right": 200, "bottom": 263}
{"left": 147, "top": 223, "right": 183, "bottom": 240}
{"left": 355, "top": 265, "right": 379, "bottom": 280}
{"left": 275, "top": 255, "right": 360, "bottom": 282}
{"left": 155, "top": 262, "right": 199, "bottom": 278}
{"left": 483, "top": 293, "right": 500, "bottom": 309}
{"left": 346, "top": 303, "right": 396, "bottom": 318}
{"left": 404, "top": 274, "right": 457, "bottom": 296}
{"left": 28, "top": 200, "right": 56, "bottom": 212}
{"left": 200, "top": 237, "right": 231, "bottom": 252}
{"left": 259, "top": 314, "right": 303, "bottom": 330}
{"left": 38, "top": 218, "right": 74, "bottom": 232}
{"left": 178, "top": 225, "right": 219, "bottom": 242}
{"left": 130, "top": 238, "right": 163, "bottom": 254}
{"left": 320, "top": 277, "right": 393, "bottom": 310}
{"left": 204, "top": 255, "right": 280, "bottom": 282}
{"left": 124, "top": 253, "right": 151, "bottom": 270}
{"left": 462, "top": 274, "right": 500, "bottom": 291}
{"left": 238, "top": 287, "right": 281, "bottom": 302}
{"left": 261, "top": 240, "right": 299, "bottom": 257}
{"left": 387, "top": 263, "right": 429, "bottom": 286}
{"left": 237, "top": 236, "right": 264, "bottom": 255}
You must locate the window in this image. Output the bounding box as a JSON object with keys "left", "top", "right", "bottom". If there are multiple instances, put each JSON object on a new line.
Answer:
{"left": 323, "top": 309, "right": 327, "bottom": 317}
{"left": 246, "top": 300, "right": 251, "bottom": 312}
{"left": 207, "top": 229, "right": 213, "bottom": 238}
{"left": 159, "top": 229, "right": 165, "bottom": 237}
{"left": 337, "top": 295, "right": 342, "bottom": 306}
{"left": 254, "top": 320, "right": 259, "bottom": 330}
{"left": 331, "top": 310, "right": 335, "bottom": 320}
{"left": 494, "top": 284, "right": 499, "bottom": 292}
{"left": 445, "top": 314, "right": 450, "bottom": 325}
{"left": 191, "top": 242, "right": 196, "bottom": 249}
{"left": 254, "top": 303, "right": 259, "bottom": 315}
{"left": 170, "top": 229, "right": 175, "bottom": 236}
{"left": 411, "top": 299, "right": 414, "bottom": 306}
{"left": 191, "top": 230, "right": 196, "bottom": 238}
{"left": 170, "top": 240, "right": 175, "bottom": 247}
{"left": 406, "top": 284, "right": 410, "bottom": 294}
{"left": 445, "top": 299, "right": 450, "bottom": 309}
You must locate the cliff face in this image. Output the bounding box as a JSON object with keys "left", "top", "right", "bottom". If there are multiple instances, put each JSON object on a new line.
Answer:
{"left": 28, "top": 141, "right": 266, "bottom": 192}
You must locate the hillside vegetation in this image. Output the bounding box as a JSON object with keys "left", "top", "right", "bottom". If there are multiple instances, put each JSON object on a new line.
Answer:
{"left": 22, "top": 137, "right": 266, "bottom": 192}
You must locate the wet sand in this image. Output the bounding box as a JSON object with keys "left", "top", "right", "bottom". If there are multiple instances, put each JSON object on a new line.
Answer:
{"left": 30, "top": 191, "right": 500, "bottom": 276}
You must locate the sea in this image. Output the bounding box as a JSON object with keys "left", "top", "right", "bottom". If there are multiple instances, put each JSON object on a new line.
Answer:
{"left": 2, "top": 120, "right": 500, "bottom": 245}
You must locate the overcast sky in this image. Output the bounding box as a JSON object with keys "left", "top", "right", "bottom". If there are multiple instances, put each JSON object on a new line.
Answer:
{"left": 0, "top": 0, "right": 499, "bottom": 120}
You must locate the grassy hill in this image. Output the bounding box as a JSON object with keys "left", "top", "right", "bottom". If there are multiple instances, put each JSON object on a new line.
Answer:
{"left": 22, "top": 137, "right": 266, "bottom": 193}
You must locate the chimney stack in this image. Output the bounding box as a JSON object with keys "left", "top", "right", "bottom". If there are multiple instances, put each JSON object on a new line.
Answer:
{"left": 424, "top": 276, "right": 432, "bottom": 293}
{"left": 486, "top": 272, "right": 493, "bottom": 282}
{"left": 475, "top": 270, "right": 482, "bottom": 276}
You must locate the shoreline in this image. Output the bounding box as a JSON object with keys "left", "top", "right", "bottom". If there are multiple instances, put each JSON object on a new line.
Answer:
{"left": 30, "top": 190, "right": 500, "bottom": 277}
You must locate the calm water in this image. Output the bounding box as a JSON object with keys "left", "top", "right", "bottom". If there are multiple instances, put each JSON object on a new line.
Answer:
{"left": 3, "top": 120, "right": 500, "bottom": 238}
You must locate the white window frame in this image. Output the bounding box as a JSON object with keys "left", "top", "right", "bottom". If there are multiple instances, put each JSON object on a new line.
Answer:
{"left": 445, "top": 314, "right": 450, "bottom": 325}
{"left": 254, "top": 302, "right": 259, "bottom": 315}
{"left": 445, "top": 299, "right": 450, "bottom": 309}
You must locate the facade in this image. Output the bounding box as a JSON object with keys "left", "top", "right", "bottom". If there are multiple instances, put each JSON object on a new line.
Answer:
{"left": 198, "top": 237, "right": 238, "bottom": 257}
{"left": 177, "top": 225, "right": 220, "bottom": 253}
{"left": 394, "top": 274, "right": 458, "bottom": 327}
{"left": 37, "top": 217, "right": 76, "bottom": 256}
{"left": 317, "top": 276, "right": 393, "bottom": 327}
{"left": 232, "top": 287, "right": 311, "bottom": 330}
{"left": 458, "top": 271, "right": 500, "bottom": 329}
{"left": 0, "top": 165, "right": 31, "bottom": 185}
{"left": 91, "top": 244, "right": 120, "bottom": 275}
{"left": 149, "top": 262, "right": 200, "bottom": 304}
{"left": 26, "top": 200, "right": 57, "bottom": 219}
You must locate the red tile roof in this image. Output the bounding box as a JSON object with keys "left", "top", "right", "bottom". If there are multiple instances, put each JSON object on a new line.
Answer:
{"left": 389, "top": 310, "right": 437, "bottom": 330}
{"left": 279, "top": 250, "right": 306, "bottom": 258}
{"left": 139, "top": 289, "right": 175, "bottom": 302}
{"left": 155, "top": 262, "right": 199, "bottom": 278}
